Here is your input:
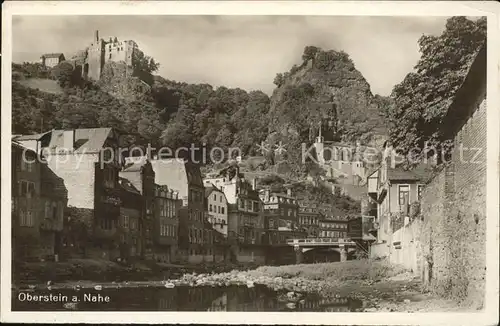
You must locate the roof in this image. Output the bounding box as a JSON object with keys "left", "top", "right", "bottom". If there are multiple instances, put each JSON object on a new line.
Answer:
{"left": 41, "top": 164, "right": 68, "bottom": 199}
{"left": 12, "top": 130, "right": 52, "bottom": 141}
{"left": 41, "top": 53, "right": 65, "bottom": 59}
{"left": 366, "top": 167, "right": 379, "bottom": 179}
{"left": 205, "top": 185, "right": 224, "bottom": 198}
{"left": 387, "top": 163, "right": 433, "bottom": 182}
{"left": 118, "top": 177, "right": 141, "bottom": 195}
{"left": 151, "top": 158, "right": 204, "bottom": 198}
{"left": 11, "top": 141, "right": 34, "bottom": 153}
{"left": 123, "top": 156, "right": 149, "bottom": 172}
{"left": 270, "top": 192, "right": 296, "bottom": 200}
{"left": 47, "top": 128, "right": 113, "bottom": 152}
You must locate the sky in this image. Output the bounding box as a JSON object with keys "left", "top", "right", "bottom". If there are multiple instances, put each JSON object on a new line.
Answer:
{"left": 12, "top": 15, "right": 449, "bottom": 96}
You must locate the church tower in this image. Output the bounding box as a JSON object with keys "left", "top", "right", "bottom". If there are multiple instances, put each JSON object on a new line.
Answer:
{"left": 313, "top": 122, "right": 325, "bottom": 166}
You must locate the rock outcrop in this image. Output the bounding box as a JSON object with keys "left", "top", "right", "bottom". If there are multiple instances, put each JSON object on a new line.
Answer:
{"left": 266, "top": 49, "right": 390, "bottom": 158}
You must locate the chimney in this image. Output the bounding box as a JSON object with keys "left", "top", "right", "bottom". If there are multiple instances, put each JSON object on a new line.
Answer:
{"left": 63, "top": 130, "right": 75, "bottom": 151}
{"left": 95, "top": 30, "right": 99, "bottom": 42}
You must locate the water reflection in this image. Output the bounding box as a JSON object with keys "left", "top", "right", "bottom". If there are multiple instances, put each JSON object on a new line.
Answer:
{"left": 12, "top": 285, "right": 363, "bottom": 312}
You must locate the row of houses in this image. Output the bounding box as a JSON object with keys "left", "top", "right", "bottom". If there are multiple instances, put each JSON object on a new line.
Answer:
{"left": 11, "top": 128, "right": 360, "bottom": 265}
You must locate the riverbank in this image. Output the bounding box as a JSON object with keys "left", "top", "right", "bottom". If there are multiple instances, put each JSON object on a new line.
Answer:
{"left": 14, "top": 259, "right": 464, "bottom": 312}
{"left": 12, "top": 258, "right": 259, "bottom": 286}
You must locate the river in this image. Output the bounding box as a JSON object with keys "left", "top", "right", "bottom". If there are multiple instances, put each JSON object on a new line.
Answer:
{"left": 12, "top": 285, "right": 364, "bottom": 311}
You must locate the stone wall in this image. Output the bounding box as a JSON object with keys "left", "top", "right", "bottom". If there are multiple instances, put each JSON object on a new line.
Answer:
{"left": 387, "top": 218, "right": 422, "bottom": 274}
{"left": 369, "top": 95, "right": 486, "bottom": 310}
{"left": 420, "top": 98, "right": 486, "bottom": 309}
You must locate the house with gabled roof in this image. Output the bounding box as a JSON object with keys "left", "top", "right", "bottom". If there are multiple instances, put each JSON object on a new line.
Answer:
{"left": 14, "top": 127, "right": 125, "bottom": 260}
{"left": 40, "top": 53, "right": 65, "bottom": 68}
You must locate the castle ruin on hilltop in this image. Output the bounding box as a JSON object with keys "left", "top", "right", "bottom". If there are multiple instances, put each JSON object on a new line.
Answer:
{"left": 72, "top": 30, "right": 143, "bottom": 81}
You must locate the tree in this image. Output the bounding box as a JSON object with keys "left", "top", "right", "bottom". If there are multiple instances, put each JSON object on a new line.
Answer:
{"left": 388, "top": 16, "right": 486, "bottom": 165}
{"left": 132, "top": 50, "right": 160, "bottom": 75}
{"left": 302, "top": 46, "right": 321, "bottom": 62}
{"left": 148, "top": 58, "right": 160, "bottom": 73}
{"left": 51, "top": 61, "right": 80, "bottom": 87}
{"left": 273, "top": 73, "right": 284, "bottom": 87}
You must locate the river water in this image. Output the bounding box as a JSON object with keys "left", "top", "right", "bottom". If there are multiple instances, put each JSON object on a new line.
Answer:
{"left": 12, "top": 285, "right": 363, "bottom": 312}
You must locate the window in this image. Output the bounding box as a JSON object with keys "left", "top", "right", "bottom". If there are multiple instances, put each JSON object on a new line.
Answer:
{"left": 21, "top": 157, "right": 34, "bottom": 172}
{"left": 24, "top": 210, "right": 33, "bottom": 226}
{"left": 218, "top": 206, "right": 221, "bottom": 214}
{"left": 19, "top": 181, "right": 35, "bottom": 198}
{"left": 103, "top": 168, "right": 115, "bottom": 188}
{"left": 253, "top": 201, "right": 259, "bottom": 212}
{"left": 221, "top": 207, "right": 224, "bottom": 214}
{"left": 209, "top": 204, "right": 212, "bottom": 212}
{"left": 146, "top": 200, "right": 153, "bottom": 215}
{"left": 45, "top": 201, "right": 51, "bottom": 219}
{"left": 220, "top": 196, "right": 222, "bottom": 203}
{"left": 26, "top": 160, "right": 34, "bottom": 172}
{"left": 398, "top": 185, "right": 410, "bottom": 206}
{"left": 417, "top": 185, "right": 424, "bottom": 200}
{"left": 52, "top": 202, "right": 57, "bottom": 220}
{"left": 122, "top": 215, "right": 130, "bottom": 229}
{"left": 214, "top": 194, "right": 217, "bottom": 201}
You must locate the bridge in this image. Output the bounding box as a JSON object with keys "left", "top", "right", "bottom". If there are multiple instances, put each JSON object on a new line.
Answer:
{"left": 286, "top": 238, "right": 358, "bottom": 263}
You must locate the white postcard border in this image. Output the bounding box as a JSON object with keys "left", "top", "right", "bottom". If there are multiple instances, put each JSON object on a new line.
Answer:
{"left": 1, "top": 1, "right": 499, "bottom": 325}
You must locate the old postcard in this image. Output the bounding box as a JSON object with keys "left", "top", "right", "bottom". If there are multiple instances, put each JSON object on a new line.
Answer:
{"left": 1, "top": 1, "right": 499, "bottom": 324}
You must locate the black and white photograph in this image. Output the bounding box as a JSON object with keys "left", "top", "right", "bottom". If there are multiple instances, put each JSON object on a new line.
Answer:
{"left": 1, "top": 1, "right": 499, "bottom": 324}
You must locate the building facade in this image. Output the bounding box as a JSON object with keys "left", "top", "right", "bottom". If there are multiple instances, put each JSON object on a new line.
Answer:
{"left": 117, "top": 177, "right": 142, "bottom": 261}
{"left": 259, "top": 188, "right": 301, "bottom": 245}
{"left": 11, "top": 142, "right": 67, "bottom": 260}
{"left": 205, "top": 185, "right": 228, "bottom": 237}
{"left": 368, "top": 151, "right": 431, "bottom": 254}
{"left": 153, "top": 185, "right": 181, "bottom": 263}
{"left": 120, "top": 156, "right": 156, "bottom": 259}
{"left": 40, "top": 53, "right": 65, "bottom": 68}
{"left": 151, "top": 157, "right": 213, "bottom": 264}
{"left": 313, "top": 127, "right": 366, "bottom": 183}
{"left": 259, "top": 188, "right": 299, "bottom": 225}
{"left": 298, "top": 206, "right": 321, "bottom": 237}
{"left": 319, "top": 218, "right": 349, "bottom": 239}
{"left": 205, "top": 167, "right": 265, "bottom": 263}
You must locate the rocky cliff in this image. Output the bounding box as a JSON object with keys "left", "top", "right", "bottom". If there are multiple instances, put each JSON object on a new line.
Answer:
{"left": 267, "top": 48, "right": 389, "bottom": 152}
{"left": 97, "top": 61, "right": 152, "bottom": 102}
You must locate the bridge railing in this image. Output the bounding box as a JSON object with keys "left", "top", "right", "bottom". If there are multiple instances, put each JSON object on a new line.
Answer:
{"left": 286, "top": 237, "right": 355, "bottom": 245}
